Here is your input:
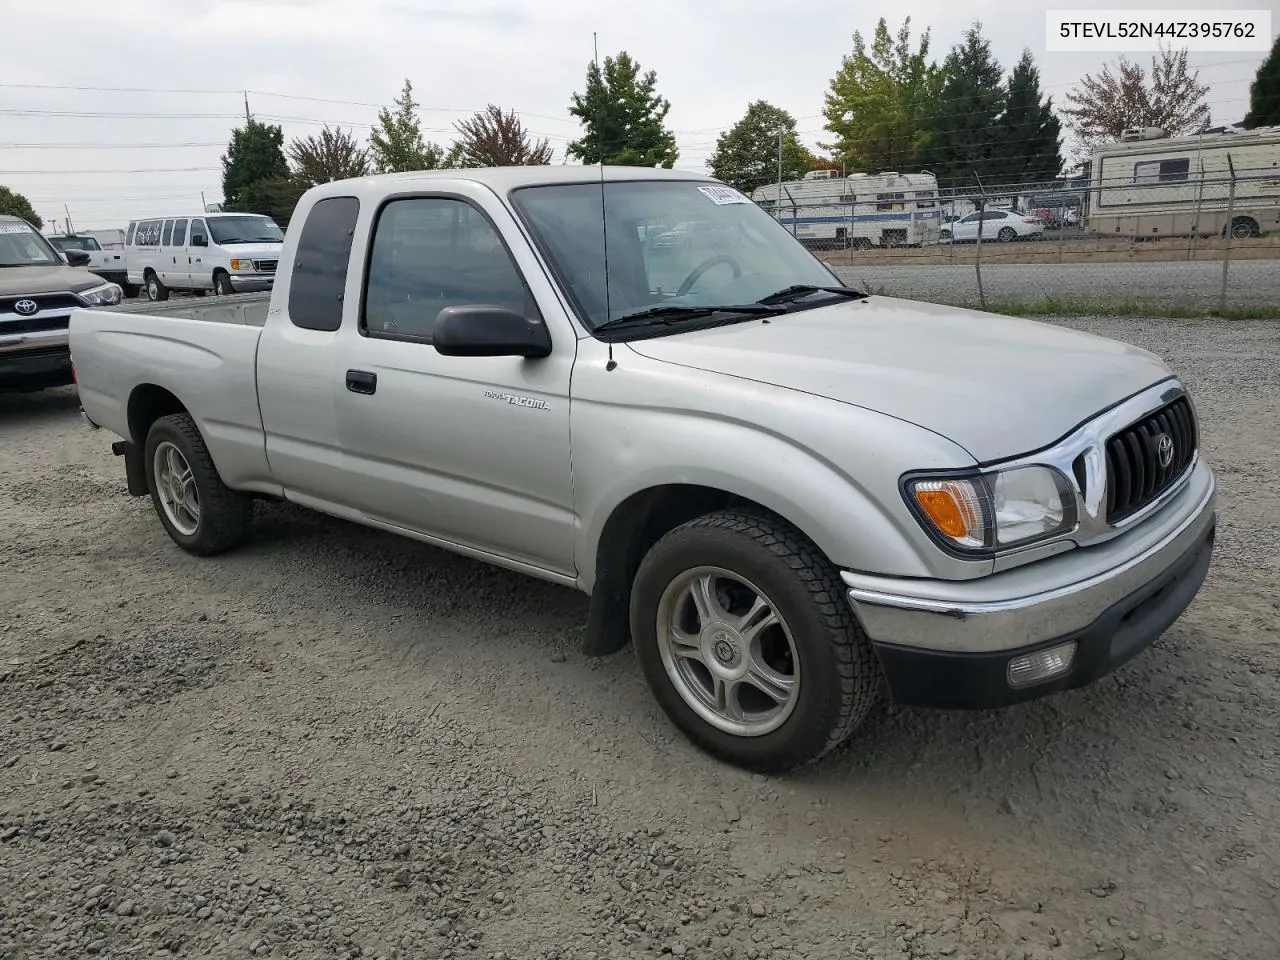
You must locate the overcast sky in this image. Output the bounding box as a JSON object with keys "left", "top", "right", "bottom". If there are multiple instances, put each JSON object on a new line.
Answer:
{"left": 2, "top": 0, "right": 1273, "bottom": 230}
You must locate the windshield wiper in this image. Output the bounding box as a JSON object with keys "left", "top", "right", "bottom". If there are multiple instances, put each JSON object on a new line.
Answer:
{"left": 756, "top": 284, "right": 868, "bottom": 306}
{"left": 594, "top": 303, "right": 784, "bottom": 333}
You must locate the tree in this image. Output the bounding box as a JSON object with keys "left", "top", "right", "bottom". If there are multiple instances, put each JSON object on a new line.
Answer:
{"left": 567, "top": 51, "right": 678, "bottom": 167}
{"left": 0, "top": 186, "right": 42, "bottom": 228}
{"left": 221, "top": 120, "right": 289, "bottom": 210}
{"left": 822, "top": 17, "right": 941, "bottom": 173}
{"left": 919, "top": 22, "right": 1005, "bottom": 187}
{"left": 1243, "top": 35, "right": 1280, "bottom": 129}
{"left": 707, "top": 101, "right": 812, "bottom": 194}
{"left": 1061, "top": 46, "right": 1210, "bottom": 157}
{"left": 451, "top": 104, "right": 553, "bottom": 167}
{"left": 288, "top": 125, "right": 371, "bottom": 185}
{"left": 995, "top": 49, "right": 1063, "bottom": 184}
{"left": 369, "top": 79, "right": 447, "bottom": 173}
{"left": 233, "top": 177, "right": 308, "bottom": 229}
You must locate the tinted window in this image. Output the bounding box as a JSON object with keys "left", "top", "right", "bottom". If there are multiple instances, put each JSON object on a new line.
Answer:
{"left": 960, "top": 213, "right": 981, "bottom": 223}
{"left": 190, "top": 219, "right": 207, "bottom": 245}
{"left": 363, "top": 197, "right": 532, "bottom": 340}
{"left": 1133, "top": 158, "right": 1190, "bottom": 185}
{"left": 161, "top": 219, "right": 174, "bottom": 246}
{"left": 288, "top": 196, "right": 360, "bottom": 332}
{"left": 126, "top": 222, "right": 136, "bottom": 245}
{"left": 172, "top": 218, "right": 188, "bottom": 246}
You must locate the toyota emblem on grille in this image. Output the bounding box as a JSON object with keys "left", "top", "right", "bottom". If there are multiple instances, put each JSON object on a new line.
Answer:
{"left": 13, "top": 299, "right": 38, "bottom": 316}
{"left": 1156, "top": 433, "right": 1174, "bottom": 469}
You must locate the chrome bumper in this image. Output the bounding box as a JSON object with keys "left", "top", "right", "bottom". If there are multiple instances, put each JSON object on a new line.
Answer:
{"left": 228, "top": 275, "right": 274, "bottom": 293}
{"left": 844, "top": 460, "right": 1216, "bottom": 655}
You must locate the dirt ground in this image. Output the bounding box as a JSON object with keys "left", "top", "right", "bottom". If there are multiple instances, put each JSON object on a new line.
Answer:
{"left": 2, "top": 316, "right": 1278, "bottom": 960}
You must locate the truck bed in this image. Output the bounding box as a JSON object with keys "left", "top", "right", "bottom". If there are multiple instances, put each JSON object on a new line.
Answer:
{"left": 70, "top": 292, "right": 276, "bottom": 491}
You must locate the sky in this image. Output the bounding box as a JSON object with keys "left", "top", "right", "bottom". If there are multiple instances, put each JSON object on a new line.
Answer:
{"left": 2, "top": 0, "right": 1274, "bottom": 230}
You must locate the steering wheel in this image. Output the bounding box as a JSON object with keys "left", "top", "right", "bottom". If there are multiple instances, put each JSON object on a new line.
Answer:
{"left": 675, "top": 254, "right": 742, "bottom": 297}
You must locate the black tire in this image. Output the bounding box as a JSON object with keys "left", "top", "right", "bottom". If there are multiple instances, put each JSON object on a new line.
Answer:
{"left": 145, "top": 273, "right": 169, "bottom": 302}
{"left": 630, "top": 508, "right": 879, "bottom": 773}
{"left": 143, "top": 413, "right": 252, "bottom": 556}
{"left": 998, "top": 226, "right": 1017, "bottom": 242}
{"left": 121, "top": 283, "right": 141, "bottom": 299}
{"left": 1229, "top": 217, "right": 1259, "bottom": 239}
{"left": 213, "top": 271, "right": 234, "bottom": 296}
{"left": 939, "top": 229, "right": 952, "bottom": 242}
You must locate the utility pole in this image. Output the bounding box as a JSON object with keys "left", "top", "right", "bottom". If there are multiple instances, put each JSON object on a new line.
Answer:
{"left": 64, "top": 204, "right": 74, "bottom": 234}
{"left": 243, "top": 92, "right": 251, "bottom": 124}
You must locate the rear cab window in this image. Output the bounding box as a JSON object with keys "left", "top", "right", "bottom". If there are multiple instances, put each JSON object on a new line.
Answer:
{"left": 287, "top": 196, "right": 361, "bottom": 332}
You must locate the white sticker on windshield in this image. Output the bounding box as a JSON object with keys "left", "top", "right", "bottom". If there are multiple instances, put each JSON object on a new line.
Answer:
{"left": 0, "top": 224, "right": 34, "bottom": 235}
{"left": 697, "top": 185, "right": 750, "bottom": 205}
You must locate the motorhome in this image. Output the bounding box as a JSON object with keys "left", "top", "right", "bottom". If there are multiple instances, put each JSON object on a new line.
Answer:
{"left": 1087, "top": 125, "right": 1280, "bottom": 239}
{"left": 751, "top": 170, "right": 942, "bottom": 249}
{"left": 124, "top": 212, "right": 284, "bottom": 301}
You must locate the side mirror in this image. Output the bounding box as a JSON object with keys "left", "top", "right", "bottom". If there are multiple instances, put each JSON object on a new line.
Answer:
{"left": 433, "top": 304, "right": 551, "bottom": 359}
{"left": 190, "top": 235, "right": 208, "bottom": 247}
{"left": 64, "top": 249, "right": 91, "bottom": 267}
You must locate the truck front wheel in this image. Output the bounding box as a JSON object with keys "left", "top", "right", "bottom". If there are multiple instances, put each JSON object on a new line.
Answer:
{"left": 630, "top": 509, "right": 880, "bottom": 773}
{"left": 144, "top": 413, "right": 252, "bottom": 556}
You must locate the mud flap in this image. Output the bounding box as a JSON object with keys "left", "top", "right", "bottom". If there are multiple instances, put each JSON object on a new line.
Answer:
{"left": 111, "top": 440, "right": 149, "bottom": 497}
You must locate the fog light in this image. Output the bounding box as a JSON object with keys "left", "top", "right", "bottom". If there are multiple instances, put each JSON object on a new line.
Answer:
{"left": 1007, "top": 641, "right": 1077, "bottom": 688}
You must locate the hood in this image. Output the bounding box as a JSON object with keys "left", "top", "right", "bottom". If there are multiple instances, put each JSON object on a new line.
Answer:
{"left": 0, "top": 265, "right": 105, "bottom": 297}
{"left": 624, "top": 296, "right": 1172, "bottom": 464}
{"left": 217, "top": 242, "right": 282, "bottom": 258}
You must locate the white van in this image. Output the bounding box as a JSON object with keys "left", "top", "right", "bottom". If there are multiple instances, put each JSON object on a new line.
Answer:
{"left": 124, "top": 212, "right": 285, "bottom": 301}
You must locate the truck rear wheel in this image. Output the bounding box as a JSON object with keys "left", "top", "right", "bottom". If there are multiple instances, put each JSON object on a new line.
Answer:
{"left": 629, "top": 509, "right": 879, "bottom": 772}
{"left": 143, "top": 413, "right": 252, "bottom": 556}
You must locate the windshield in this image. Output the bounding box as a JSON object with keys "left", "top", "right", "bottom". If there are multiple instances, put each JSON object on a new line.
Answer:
{"left": 208, "top": 216, "right": 284, "bottom": 245}
{"left": 509, "top": 180, "right": 844, "bottom": 329}
{"left": 0, "top": 223, "right": 59, "bottom": 267}
{"left": 49, "top": 236, "right": 102, "bottom": 252}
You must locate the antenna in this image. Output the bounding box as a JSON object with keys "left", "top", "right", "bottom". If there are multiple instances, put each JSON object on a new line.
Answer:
{"left": 595, "top": 31, "right": 616, "bottom": 371}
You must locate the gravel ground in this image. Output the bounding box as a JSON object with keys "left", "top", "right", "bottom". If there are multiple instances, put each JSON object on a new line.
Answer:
{"left": 830, "top": 260, "right": 1280, "bottom": 310}
{"left": 2, "top": 315, "right": 1278, "bottom": 960}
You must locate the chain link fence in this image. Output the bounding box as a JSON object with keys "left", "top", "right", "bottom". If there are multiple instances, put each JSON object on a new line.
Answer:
{"left": 759, "top": 167, "right": 1280, "bottom": 316}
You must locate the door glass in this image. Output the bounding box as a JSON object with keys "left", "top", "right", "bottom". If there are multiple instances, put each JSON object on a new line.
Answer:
{"left": 189, "top": 219, "right": 207, "bottom": 245}
{"left": 363, "top": 198, "right": 531, "bottom": 340}
{"left": 172, "top": 218, "right": 188, "bottom": 246}
{"left": 161, "top": 220, "right": 174, "bottom": 246}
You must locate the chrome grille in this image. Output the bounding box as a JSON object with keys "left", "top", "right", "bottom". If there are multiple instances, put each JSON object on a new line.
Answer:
{"left": 252, "top": 259, "right": 278, "bottom": 273}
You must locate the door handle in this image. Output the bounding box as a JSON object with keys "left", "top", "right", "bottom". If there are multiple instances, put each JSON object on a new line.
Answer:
{"left": 345, "top": 369, "right": 377, "bottom": 395}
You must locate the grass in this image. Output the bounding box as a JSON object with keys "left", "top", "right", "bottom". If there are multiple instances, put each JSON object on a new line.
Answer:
{"left": 981, "top": 297, "right": 1280, "bottom": 320}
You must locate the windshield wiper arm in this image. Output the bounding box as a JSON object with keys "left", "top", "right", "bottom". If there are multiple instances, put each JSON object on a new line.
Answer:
{"left": 756, "top": 284, "right": 868, "bottom": 306}
{"left": 594, "top": 303, "right": 784, "bottom": 333}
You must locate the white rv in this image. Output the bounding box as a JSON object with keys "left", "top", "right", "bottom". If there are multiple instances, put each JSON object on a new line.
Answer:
{"left": 1087, "top": 125, "right": 1280, "bottom": 239}
{"left": 751, "top": 170, "right": 942, "bottom": 249}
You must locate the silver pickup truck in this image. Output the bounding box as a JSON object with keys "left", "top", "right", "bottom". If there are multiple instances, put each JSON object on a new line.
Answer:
{"left": 70, "top": 167, "right": 1216, "bottom": 772}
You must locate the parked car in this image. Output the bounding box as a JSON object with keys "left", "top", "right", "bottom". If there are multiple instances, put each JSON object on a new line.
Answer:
{"left": 46, "top": 233, "right": 131, "bottom": 293}
{"left": 124, "top": 212, "right": 284, "bottom": 301}
{"left": 941, "top": 209, "right": 1045, "bottom": 242}
{"left": 1, "top": 215, "right": 123, "bottom": 392}
{"left": 71, "top": 167, "right": 1215, "bottom": 772}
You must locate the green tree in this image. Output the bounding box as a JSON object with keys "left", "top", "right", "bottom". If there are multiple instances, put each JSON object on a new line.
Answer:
{"left": 0, "top": 186, "right": 42, "bottom": 228}
{"left": 708, "top": 101, "right": 812, "bottom": 194}
{"left": 822, "top": 17, "right": 941, "bottom": 173}
{"left": 996, "top": 50, "right": 1063, "bottom": 184}
{"left": 288, "top": 125, "right": 371, "bottom": 185}
{"left": 567, "top": 51, "right": 678, "bottom": 167}
{"left": 451, "top": 104, "right": 554, "bottom": 167}
{"left": 221, "top": 119, "right": 289, "bottom": 210}
{"left": 233, "top": 177, "right": 308, "bottom": 229}
{"left": 919, "top": 22, "right": 1005, "bottom": 187}
{"left": 369, "top": 79, "right": 447, "bottom": 173}
{"left": 1243, "top": 35, "right": 1280, "bottom": 129}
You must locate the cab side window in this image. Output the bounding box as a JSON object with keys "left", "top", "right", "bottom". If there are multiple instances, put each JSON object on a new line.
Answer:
{"left": 288, "top": 196, "right": 361, "bottom": 333}
{"left": 362, "top": 197, "right": 535, "bottom": 341}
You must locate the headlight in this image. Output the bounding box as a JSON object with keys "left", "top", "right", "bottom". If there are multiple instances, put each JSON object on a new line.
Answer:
{"left": 79, "top": 282, "right": 123, "bottom": 306}
{"left": 229, "top": 258, "right": 253, "bottom": 272}
{"left": 905, "top": 465, "right": 1075, "bottom": 554}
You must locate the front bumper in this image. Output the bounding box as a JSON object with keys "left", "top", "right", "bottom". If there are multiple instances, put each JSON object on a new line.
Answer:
{"left": 0, "top": 343, "right": 73, "bottom": 392}
{"left": 228, "top": 275, "right": 274, "bottom": 293}
{"left": 845, "top": 462, "right": 1216, "bottom": 708}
